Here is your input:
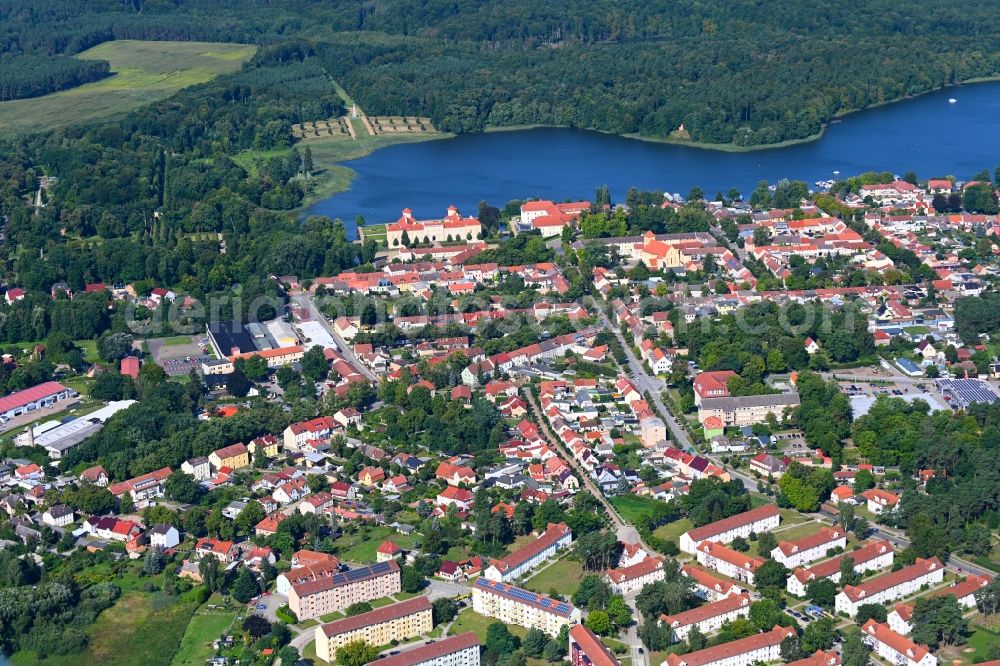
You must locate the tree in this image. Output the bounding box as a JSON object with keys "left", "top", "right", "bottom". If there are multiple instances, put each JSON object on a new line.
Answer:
{"left": 336, "top": 641, "right": 380, "bottom": 666}
{"left": 302, "top": 146, "right": 314, "bottom": 174}
{"left": 278, "top": 646, "right": 299, "bottom": 665}
{"left": 731, "top": 536, "right": 750, "bottom": 552}
{"left": 523, "top": 628, "right": 548, "bottom": 658}
{"left": 574, "top": 574, "right": 612, "bottom": 609}
{"left": 485, "top": 622, "right": 519, "bottom": 654}
{"left": 432, "top": 598, "right": 457, "bottom": 625}
{"left": 573, "top": 530, "right": 620, "bottom": 571}
{"left": 543, "top": 638, "right": 566, "bottom": 662}
{"left": 837, "top": 503, "right": 856, "bottom": 531}
{"left": 142, "top": 547, "right": 165, "bottom": 575}
{"left": 687, "top": 625, "right": 707, "bottom": 651}
{"left": 976, "top": 577, "right": 1000, "bottom": 615}
{"left": 585, "top": 610, "right": 614, "bottom": 636}
{"left": 806, "top": 578, "right": 838, "bottom": 607}
{"left": 301, "top": 345, "right": 330, "bottom": 382}
{"left": 753, "top": 226, "right": 772, "bottom": 247}
{"left": 401, "top": 566, "right": 426, "bottom": 593}
{"left": 119, "top": 493, "right": 135, "bottom": 514}
{"left": 841, "top": 628, "right": 870, "bottom": 666}
{"left": 242, "top": 614, "right": 272, "bottom": 639}
{"left": 243, "top": 354, "right": 269, "bottom": 381}
{"left": 607, "top": 595, "right": 632, "bottom": 627}
{"left": 855, "top": 603, "right": 887, "bottom": 624}
{"left": 756, "top": 531, "right": 778, "bottom": 558}
{"left": 72, "top": 484, "right": 116, "bottom": 514}
{"left": 748, "top": 599, "right": 789, "bottom": 631}
{"left": 753, "top": 560, "right": 790, "bottom": 592}
{"left": 232, "top": 567, "right": 260, "bottom": 603}
{"left": 802, "top": 617, "right": 837, "bottom": 652}
{"left": 911, "top": 595, "right": 968, "bottom": 649}
{"left": 346, "top": 601, "right": 373, "bottom": 616}
{"left": 839, "top": 555, "right": 860, "bottom": 586}
{"left": 853, "top": 469, "right": 875, "bottom": 491}
{"left": 98, "top": 332, "right": 134, "bottom": 362}
{"left": 165, "top": 471, "right": 203, "bottom": 504}
{"left": 853, "top": 517, "right": 872, "bottom": 540}
{"left": 200, "top": 556, "right": 222, "bottom": 593}
{"left": 780, "top": 635, "right": 802, "bottom": 663}
{"left": 226, "top": 366, "right": 251, "bottom": 397}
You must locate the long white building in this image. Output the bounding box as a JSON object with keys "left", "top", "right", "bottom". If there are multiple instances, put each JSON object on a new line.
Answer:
{"left": 679, "top": 505, "right": 780, "bottom": 554}
{"left": 659, "top": 593, "right": 751, "bottom": 642}
{"left": 484, "top": 522, "right": 572, "bottom": 582}
{"left": 682, "top": 564, "right": 749, "bottom": 601}
{"left": 835, "top": 557, "right": 944, "bottom": 616}
{"left": 473, "top": 577, "right": 581, "bottom": 636}
{"left": 606, "top": 556, "right": 665, "bottom": 595}
{"left": 771, "top": 527, "right": 847, "bottom": 568}
{"left": 860, "top": 620, "right": 937, "bottom": 666}
{"left": 695, "top": 542, "right": 764, "bottom": 585}
{"left": 786, "top": 539, "right": 894, "bottom": 597}
{"left": 664, "top": 625, "right": 797, "bottom": 666}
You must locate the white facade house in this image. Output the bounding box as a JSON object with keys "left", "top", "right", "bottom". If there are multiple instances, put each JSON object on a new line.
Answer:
{"left": 181, "top": 457, "right": 212, "bottom": 481}
{"left": 771, "top": 527, "right": 847, "bottom": 568}
{"left": 679, "top": 505, "right": 780, "bottom": 554}
{"left": 786, "top": 540, "right": 895, "bottom": 597}
{"left": 888, "top": 604, "right": 914, "bottom": 636}
{"left": 484, "top": 523, "right": 572, "bottom": 582}
{"left": 606, "top": 556, "right": 665, "bottom": 595}
{"left": 664, "top": 625, "right": 797, "bottom": 666}
{"left": 936, "top": 574, "right": 992, "bottom": 608}
{"left": 695, "top": 542, "right": 764, "bottom": 585}
{"left": 659, "top": 593, "right": 751, "bottom": 642}
{"left": 41, "top": 505, "right": 74, "bottom": 527}
{"left": 149, "top": 524, "right": 181, "bottom": 549}
{"left": 835, "top": 557, "right": 944, "bottom": 617}
{"left": 368, "top": 632, "right": 480, "bottom": 666}
{"left": 682, "top": 565, "right": 748, "bottom": 602}
{"left": 472, "top": 578, "right": 581, "bottom": 637}
{"left": 860, "top": 621, "right": 937, "bottom": 666}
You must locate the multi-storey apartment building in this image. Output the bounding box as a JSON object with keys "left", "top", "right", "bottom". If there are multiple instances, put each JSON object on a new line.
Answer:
{"left": 771, "top": 527, "right": 847, "bottom": 568}
{"left": 860, "top": 621, "right": 937, "bottom": 666}
{"left": 314, "top": 597, "right": 432, "bottom": 662}
{"left": 606, "top": 556, "right": 665, "bottom": 595}
{"left": 484, "top": 523, "right": 572, "bottom": 582}
{"left": 679, "top": 505, "right": 780, "bottom": 554}
{"left": 695, "top": 542, "right": 764, "bottom": 585}
{"left": 659, "top": 593, "right": 752, "bottom": 642}
{"left": 664, "top": 625, "right": 797, "bottom": 666}
{"left": 569, "top": 624, "right": 620, "bottom": 666}
{"left": 786, "top": 540, "right": 894, "bottom": 597}
{"left": 835, "top": 557, "right": 944, "bottom": 616}
{"left": 368, "top": 632, "right": 481, "bottom": 666}
{"left": 473, "top": 578, "right": 581, "bottom": 636}
{"left": 289, "top": 560, "right": 401, "bottom": 620}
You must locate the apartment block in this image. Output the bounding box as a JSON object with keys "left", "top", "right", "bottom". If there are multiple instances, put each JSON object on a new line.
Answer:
{"left": 368, "top": 632, "right": 481, "bottom": 666}
{"left": 484, "top": 522, "right": 572, "bottom": 582}
{"left": 860, "top": 620, "right": 937, "bottom": 666}
{"left": 786, "top": 540, "right": 894, "bottom": 597}
{"left": 695, "top": 542, "right": 764, "bottom": 585}
{"left": 289, "top": 560, "right": 401, "bottom": 620}
{"left": 659, "top": 593, "right": 751, "bottom": 642}
{"left": 473, "top": 578, "right": 581, "bottom": 636}
{"left": 664, "top": 625, "right": 796, "bottom": 666}
{"left": 771, "top": 527, "right": 847, "bottom": 568}
{"left": 679, "top": 505, "right": 781, "bottom": 554}
{"left": 569, "top": 624, "right": 620, "bottom": 666}
{"left": 606, "top": 556, "right": 666, "bottom": 595}
{"left": 314, "top": 596, "right": 432, "bottom": 662}
{"left": 835, "top": 557, "right": 944, "bottom": 617}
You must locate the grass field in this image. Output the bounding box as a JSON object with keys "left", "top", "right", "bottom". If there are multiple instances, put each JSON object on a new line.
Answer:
{"left": 333, "top": 525, "right": 417, "bottom": 563}
{"left": 610, "top": 494, "right": 667, "bottom": 524}
{"left": 171, "top": 601, "right": 238, "bottom": 666}
{"left": 447, "top": 609, "right": 528, "bottom": 642}
{"left": 523, "top": 557, "right": 585, "bottom": 597}
{"left": 963, "top": 625, "right": 1000, "bottom": 663}
{"left": 12, "top": 592, "right": 198, "bottom": 666}
{"left": 653, "top": 517, "right": 693, "bottom": 544}
{"left": 0, "top": 40, "right": 255, "bottom": 134}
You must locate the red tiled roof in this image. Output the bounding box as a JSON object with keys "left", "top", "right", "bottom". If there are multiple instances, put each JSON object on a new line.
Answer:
{"left": 660, "top": 593, "right": 751, "bottom": 628}
{"left": 685, "top": 505, "right": 779, "bottom": 543}
{"left": 666, "top": 625, "right": 796, "bottom": 666}
{"left": 368, "top": 633, "right": 479, "bottom": 666}
{"left": 607, "top": 556, "right": 664, "bottom": 583}
{"left": 569, "top": 624, "right": 619, "bottom": 666}
{"left": 860, "top": 620, "right": 930, "bottom": 663}
{"left": 841, "top": 557, "right": 942, "bottom": 602}
{"left": 491, "top": 523, "right": 570, "bottom": 574}
{"left": 776, "top": 527, "right": 846, "bottom": 557}
{"left": 0, "top": 381, "right": 69, "bottom": 415}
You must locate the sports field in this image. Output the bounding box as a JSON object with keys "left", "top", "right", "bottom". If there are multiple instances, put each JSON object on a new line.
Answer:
{"left": 0, "top": 40, "right": 255, "bottom": 133}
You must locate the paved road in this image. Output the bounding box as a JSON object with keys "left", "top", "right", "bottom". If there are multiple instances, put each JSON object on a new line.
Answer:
{"left": 292, "top": 293, "right": 377, "bottom": 381}
{"left": 623, "top": 592, "right": 650, "bottom": 666}
{"left": 589, "top": 297, "right": 760, "bottom": 493}
{"left": 523, "top": 388, "right": 644, "bottom": 548}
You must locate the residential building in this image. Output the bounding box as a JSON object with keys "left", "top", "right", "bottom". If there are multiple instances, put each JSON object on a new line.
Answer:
{"left": 698, "top": 392, "right": 800, "bottom": 430}
{"left": 473, "top": 577, "right": 581, "bottom": 636}
{"left": 181, "top": 457, "right": 212, "bottom": 481}
{"left": 861, "top": 488, "right": 900, "bottom": 515}
{"left": 248, "top": 435, "right": 280, "bottom": 459}
{"left": 606, "top": 556, "right": 666, "bottom": 595}
{"left": 367, "top": 632, "right": 480, "bottom": 666}
{"left": 149, "top": 524, "right": 181, "bottom": 549}
{"left": 663, "top": 625, "right": 797, "bottom": 666}
{"left": 436, "top": 461, "right": 477, "bottom": 486}
{"left": 484, "top": 522, "right": 572, "bottom": 582}
{"left": 108, "top": 467, "right": 171, "bottom": 504}
{"left": 195, "top": 537, "right": 237, "bottom": 563}
{"left": 935, "top": 574, "right": 992, "bottom": 608}
{"left": 276, "top": 557, "right": 342, "bottom": 596}
{"left": 888, "top": 604, "right": 914, "bottom": 635}
{"left": 695, "top": 542, "right": 764, "bottom": 585}
{"left": 437, "top": 486, "right": 474, "bottom": 511}
{"left": 659, "top": 593, "right": 752, "bottom": 642}
{"left": 288, "top": 560, "right": 401, "bottom": 620}
{"left": 835, "top": 557, "right": 945, "bottom": 616}
{"left": 42, "top": 504, "right": 74, "bottom": 527}
{"left": 377, "top": 541, "right": 403, "bottom": 562}
{"left": 314, "top": 596, "right": 432, "bottom": 662}
{"left": 682, "top": 564, "right": 748, "bottom": 601}
{"left": 209, "top": 443, "right": 249, "bottom": 471}
{"left": 785, "top": 652, "right": 841, "bottom": 666}
{"left": 771, "top": 527, "right": 847, "bottom": 568}
{"left": 679, "top": 504, "right": 780, "bottom": 554}
{"left": 786, "top": 540, "right": 894, "bottom": 597}
{"left": 79, "top": 465, "right": 109, "bottom": 486}
{"left": 860, "top": 620, "right": 937, "bottom": 666}
{"left": 693, "top": 371, "right": 737, "bottom": 406}
{"left": 569, "top": 624, "right": 620, "bottom": 666}
{"left": 283, "top": 416, "right": 336, "bottom": 451}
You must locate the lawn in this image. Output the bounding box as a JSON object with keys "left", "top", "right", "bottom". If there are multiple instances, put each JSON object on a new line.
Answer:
{"left": 171, "top": 603, "right": 238, "bottom": 666}
{"left": 610, "top": 494, "right": 667, "bottom": 524}
{"left": 0, "top": 40, "right": 255, "bottom": 133}
{"left": 653, "top": 517, "right": 693, "bottom": 544}
{"left": 333, "top": 526, "right": 417, "bottom": 563}
{"left": 963, "top": 626, "right": 1000, "bottom": 663}
{"left": 523, "top": 557, "right": 586, "bottom": 597}
{"left": 13, "top": 592, "right": 198, "bottom": 666}
{"left": 447, "top": 609, "right": 528, "bottom": 643}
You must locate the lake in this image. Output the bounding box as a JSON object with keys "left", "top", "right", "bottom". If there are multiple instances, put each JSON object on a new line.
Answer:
{"left": 306, "top": 81, "right": 1000, "bottom": 238}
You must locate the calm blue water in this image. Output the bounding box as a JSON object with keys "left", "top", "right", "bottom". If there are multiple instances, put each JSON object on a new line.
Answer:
{"left": 306, "top": 82, "right": 1000, "bottom": 238}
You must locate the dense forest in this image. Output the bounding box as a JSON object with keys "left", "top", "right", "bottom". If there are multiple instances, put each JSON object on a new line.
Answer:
{"left": 0, "top": 55, "right": 110, "bottom": 100}
{"left": 0, "top": 0, "right": 998, "bottom": 145}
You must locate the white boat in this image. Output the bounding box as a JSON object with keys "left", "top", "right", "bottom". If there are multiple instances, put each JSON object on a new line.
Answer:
{"left": 949, "top": 98, "right": 957, "bottom": 104}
